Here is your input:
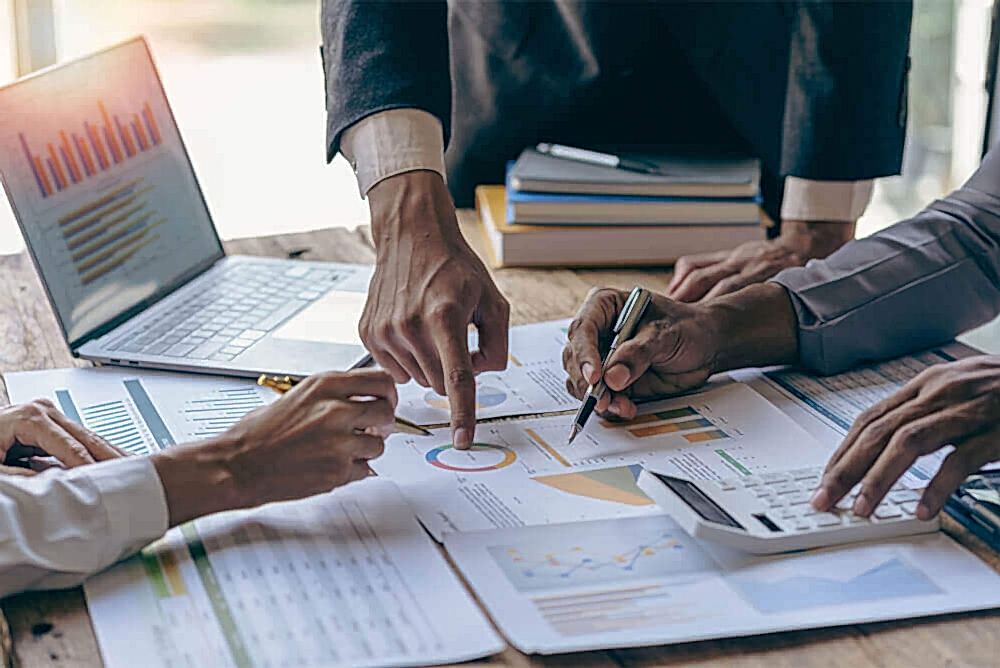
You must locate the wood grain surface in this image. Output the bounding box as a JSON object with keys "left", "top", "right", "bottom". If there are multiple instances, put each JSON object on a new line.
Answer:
{"left": 0, "top": 212, "right": 997, "bottom": 667}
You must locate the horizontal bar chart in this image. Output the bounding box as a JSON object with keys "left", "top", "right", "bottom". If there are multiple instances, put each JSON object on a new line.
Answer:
{"left": 20, "top": 100, "right": 162, "bottom": 199}
{"left": 628, "top": 417, "right": 712, "bottom": 438}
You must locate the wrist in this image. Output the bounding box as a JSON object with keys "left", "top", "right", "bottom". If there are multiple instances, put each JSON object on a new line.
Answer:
{"left": 704, "top": 282, "right": 799, "bottom": 373}
{"left": 779, "top": 220, "right": 856, "bottom": 260}
{"left": 151, "top": 436, "right": 243, "bottom": 527}
{"left": 367, "top": 171, "right": 461, "bottom": 256}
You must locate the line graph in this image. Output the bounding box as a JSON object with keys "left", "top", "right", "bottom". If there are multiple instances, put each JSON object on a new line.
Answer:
{"left": 488, "top": 525, "right": 707, "bottom": 592}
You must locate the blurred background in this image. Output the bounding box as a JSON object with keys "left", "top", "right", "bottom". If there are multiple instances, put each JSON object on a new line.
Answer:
{"left": 0, "top": 0, "right": 996, "bottom": 253}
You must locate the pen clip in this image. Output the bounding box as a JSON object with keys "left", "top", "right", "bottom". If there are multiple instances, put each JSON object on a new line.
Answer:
{"left": 614, "top": 287, "right": 641, "bottom": 334}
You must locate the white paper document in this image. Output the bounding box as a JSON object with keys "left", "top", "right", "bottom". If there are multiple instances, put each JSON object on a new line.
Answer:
{"left": 445, "top": 514, "right": 1000, "bottom": 654}
{"left": 84, "top": 478, "right": 504, "bottom": 667}
{"left": 5, "top": 367, "right": 279, "bottom": 454}
{"left": 735, "top": 342, "right": 998, "bottom": 484}
{"left": 373, "top": 382, "right": 833, "bottom": 539}
{"left": 395, "top": 319, "right": 576, "bottom": 425}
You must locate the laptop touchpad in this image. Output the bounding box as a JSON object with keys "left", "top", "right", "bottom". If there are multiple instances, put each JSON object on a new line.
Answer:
{"left": 271, "top": 290, "right": 366, "bottom": 346}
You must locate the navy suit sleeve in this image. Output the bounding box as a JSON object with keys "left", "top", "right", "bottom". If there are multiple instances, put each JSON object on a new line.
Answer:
{"left": 779, "top": 1, "right": 913, "bottom": 179}
{"left": 321, "top": 0, "right": 451, "bottom": 162}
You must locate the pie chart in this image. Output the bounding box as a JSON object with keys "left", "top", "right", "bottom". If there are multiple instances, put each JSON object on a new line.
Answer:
{"left": 424, "top": 384, "right": 508, "bottom": 410}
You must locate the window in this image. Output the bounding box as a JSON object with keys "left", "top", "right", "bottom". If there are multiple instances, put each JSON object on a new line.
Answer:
{"left": 0, "top": 1, "right": 16, "bottom": 82}
{"left": 0, "top": 1, "right": 997, "bottom": 255}
{"left": 0, "top": 0, "right": 366, "bottom": 255}
{"left": 858, "top": 0, "right": 994, "bottom": 237}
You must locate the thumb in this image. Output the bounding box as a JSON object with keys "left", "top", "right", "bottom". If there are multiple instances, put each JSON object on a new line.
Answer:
{"left": 603, "top": 325, "right": 664, "bottom": 392}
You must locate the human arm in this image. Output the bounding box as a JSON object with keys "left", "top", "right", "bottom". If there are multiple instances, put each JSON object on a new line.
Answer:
{"left": 566, "top": 146, "right": 1000, "bottom": 516}
{"left": 811, "top": 356, "right": 1000, "bottom": 520}
{"left": 772, "top": 145, "right": 1000, "bottom": 375}
{"left": 323, "top": 1, "right": 510, "bottom": 449}
{"left": 0, "top": 370, "right": 395, "bottom": 597}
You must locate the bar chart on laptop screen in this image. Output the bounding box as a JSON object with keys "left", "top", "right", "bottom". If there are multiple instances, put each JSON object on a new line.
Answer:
{"left": 0, "top": 40, "right": 220, "bottom": 342}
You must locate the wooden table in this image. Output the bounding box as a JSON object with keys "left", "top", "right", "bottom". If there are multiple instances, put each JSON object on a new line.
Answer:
{"left": 1, "top": 212, "right": 999, "bottom": 667}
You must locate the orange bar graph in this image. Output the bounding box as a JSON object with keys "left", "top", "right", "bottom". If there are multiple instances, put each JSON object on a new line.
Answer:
{"left": 46, "top": 144, "right": 68, "bottom": 189}
{"left": 132, "top": 114, "right": 149, "bottom": 150}
{"left": 629, "top": 418, "right": 713, "bottom": 438}
{"left": 60, "top": 132, "right": 82, "bottom": 182}
{"left": 75, "top": 135, "right": 96, "bottom": 176}
{"left": 33, "top": 156, "right": 53, "bottom": 196}
{"left": 143, "top": 103, "right": 161, "bottom": 144}
{"left": 99, "top": 102, "right": 123, "bottom": 163}
{"left": 19, "top": 101, "right": 163, "bottom": 198}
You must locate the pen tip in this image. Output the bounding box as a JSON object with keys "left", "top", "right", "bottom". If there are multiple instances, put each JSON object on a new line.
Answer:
{"left": 566, "top": 426, "right": 579, "bottom": 447}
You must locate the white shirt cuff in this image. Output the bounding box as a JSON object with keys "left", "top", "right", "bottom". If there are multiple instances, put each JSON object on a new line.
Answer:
{"left": 340, "top": 108, "right": 447, "bottom": 196}
{"left": 64, "top": 456, "right": 170, "bottom": 563}
{"left": 781, "top": 177, "right": 875, "bottom": 222}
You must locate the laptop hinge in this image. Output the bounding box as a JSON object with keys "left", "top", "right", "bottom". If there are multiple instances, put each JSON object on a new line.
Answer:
{"left": 68, "top": 254, "right": 224, "bottom": 352}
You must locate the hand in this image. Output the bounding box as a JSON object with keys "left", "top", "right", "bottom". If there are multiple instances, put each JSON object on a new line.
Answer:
{"left": 0, "top": 400, "right": 123, "bottom": 476}
{"left": 667, "top": 220, "right": 854, "bottom": 302}
{"left": 812, "top": 356, "right": 1000, "bottom": 520}
{"left": 563, "top": 284, "right": 799, "bottom": 419}
{"left": 153, "top": 369, "right": 397, "bottom": 526}
{"left": 362, "top": 171, "right": 510, "bottom": 449}
{"left": 563, "top": 288, "right": 720, "bottom": 420}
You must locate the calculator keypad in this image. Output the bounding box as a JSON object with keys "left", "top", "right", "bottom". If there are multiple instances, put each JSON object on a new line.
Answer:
{"left": 715, "top": 466, "right": 919, "bottom": 533}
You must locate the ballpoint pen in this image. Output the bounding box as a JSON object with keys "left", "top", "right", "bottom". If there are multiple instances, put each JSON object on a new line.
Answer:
{"left": 256, "top": 375, "right": 432, "bottom": 436}
{"left": 535, "top": 142, "right": 663, "bottom": 175}
{"left": 566, "top": 286, "right": 653, "bottom": 445}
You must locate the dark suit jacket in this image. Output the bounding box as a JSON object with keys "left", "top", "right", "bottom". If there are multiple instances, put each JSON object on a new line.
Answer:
{"left": 321, "top": 1, "right": 912, "bottom": 218}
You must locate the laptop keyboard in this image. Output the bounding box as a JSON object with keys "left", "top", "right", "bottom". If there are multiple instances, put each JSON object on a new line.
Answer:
{"left": 105, "top": 262, "right": 343, "bottom": 361}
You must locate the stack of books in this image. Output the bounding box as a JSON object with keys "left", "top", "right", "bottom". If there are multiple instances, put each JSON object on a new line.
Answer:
{"left": 474, "top": 147, "right": 766, "bottom": 267}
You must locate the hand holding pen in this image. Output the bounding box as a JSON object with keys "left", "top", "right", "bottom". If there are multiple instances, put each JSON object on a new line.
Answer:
{"left": 566, "top": 286, "right": 652, "bottom": 444}
{"left": 562, "top": 286, "right": 730, "bottom": 435}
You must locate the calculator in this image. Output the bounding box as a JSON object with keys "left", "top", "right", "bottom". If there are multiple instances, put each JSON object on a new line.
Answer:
{"left": 637, "top": 465, "right": 940, "bottom": 554}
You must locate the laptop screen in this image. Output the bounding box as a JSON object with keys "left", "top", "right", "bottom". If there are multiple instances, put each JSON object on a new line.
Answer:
{"left": 0, "top": 38, "right": 223, "bottom": 345}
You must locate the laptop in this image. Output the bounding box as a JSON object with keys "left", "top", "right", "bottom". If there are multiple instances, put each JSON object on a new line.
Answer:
{"left": 0, "top": 37, "right": 371, "bottom": 378}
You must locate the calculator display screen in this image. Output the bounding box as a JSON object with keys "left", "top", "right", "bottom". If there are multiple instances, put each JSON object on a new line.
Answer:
{"left": 655, "top": 474, "right": 744, "bottom": 529}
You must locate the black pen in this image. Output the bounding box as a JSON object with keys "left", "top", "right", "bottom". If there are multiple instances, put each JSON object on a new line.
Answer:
{"left": 536, "top": 143, "right": 662, "bottom": 175}
{"left": 566, "top": 287, "right": 653, "bottom": 445}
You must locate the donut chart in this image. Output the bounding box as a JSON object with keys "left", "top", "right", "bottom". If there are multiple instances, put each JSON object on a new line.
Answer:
{"left": 425, "top": 443, "right": 517, "bottom": 472}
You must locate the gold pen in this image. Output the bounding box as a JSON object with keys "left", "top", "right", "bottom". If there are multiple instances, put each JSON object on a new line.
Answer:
{"left": 256, "top": 375, "right": 432, "bottom": 436}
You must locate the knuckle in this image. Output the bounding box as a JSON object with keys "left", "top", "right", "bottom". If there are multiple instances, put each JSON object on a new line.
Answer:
{"left": 375, "top": 321, "right": 394, "bottom": 341}
{"left": 826, "top": 468, "right": 856, "bottom": 492}
{"left": 21, "top": 402, "right": 48, "bottom": 420}
{"left": 447, "top": 365, "right": 474, "bottom": 387}
{"left": 429, "top": 302, "right": 459, "bottom": 325}
{"left": 889, "top": 424, "right": 923, "bottom": 454}
{"left": 397, "top": 312, "right": 422, "bottom": 336}
{"left": 34, "top": 398, "right": 56, "bottom": 411}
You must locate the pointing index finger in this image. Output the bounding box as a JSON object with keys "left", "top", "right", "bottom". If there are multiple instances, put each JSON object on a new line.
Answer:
{"left": 436, "top": 314, "right": 478, "bottom": 451}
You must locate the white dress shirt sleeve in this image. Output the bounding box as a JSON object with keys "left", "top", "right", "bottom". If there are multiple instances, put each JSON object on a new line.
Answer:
{"left": 0, "top": 457, "right": 169, "bottom": 597}
{"left": 781, "top": 176, "right": 875, "bottom": 222}
{"left": 340, "top": 108, "right": 447, "bottom": 196}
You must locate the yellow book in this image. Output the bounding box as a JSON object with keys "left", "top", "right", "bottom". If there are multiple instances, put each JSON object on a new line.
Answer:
{"left": 474, "top": 185, "right": 764, "bottom": 268}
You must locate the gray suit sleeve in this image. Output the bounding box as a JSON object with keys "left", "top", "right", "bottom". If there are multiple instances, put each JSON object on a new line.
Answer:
{"left": 771, "top": 147, "right": 1000, "bottom": 374}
